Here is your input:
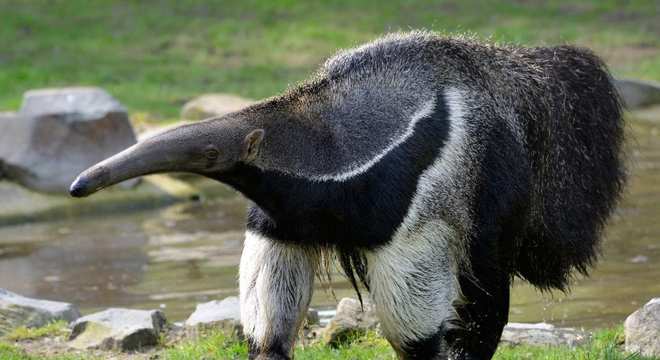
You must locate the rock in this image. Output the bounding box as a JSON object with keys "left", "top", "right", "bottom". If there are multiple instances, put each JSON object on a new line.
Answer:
{"left": 0, "top": 288, "right": 81, "bottom": 336}
{"left": 625, "top": 298, "right": 660, "bottom": 357}
{"left": 181, "top": 94, "right": 254, "bottom": 121}
{"left": 184, "top": 297, "right": 242, "bottom": 337}
{"left": 615, "top": 79, "right": 660, "bottom": 109}
{"left": 320, "top": 298, "right": 379, "bottom": 347}
{"left": 68, "top": 308, "right": 167, "bottom": 351}
{"left": 301, "top": 324, "right": 324, "bottom": 346}
{"left": 629, "top": 255, "right": 649, "bottom": 264}
{"left": 317, "top": 309, "right": 336, "bottom": 327}
{"left": 0, "top": 87, "right": 138, "bottom": 194}
{"left": 185, "top": 296, "right": 240, "bottom": 326}
{"left": 307, "top": 308, "right": 320, "bottom": 326}
{"left": 500, "top": 322, "right": 590, "bottom": 347}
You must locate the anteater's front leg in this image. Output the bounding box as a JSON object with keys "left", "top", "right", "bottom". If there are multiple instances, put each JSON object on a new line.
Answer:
{"left": 239, "top": 231, "right": 317, "bottom": 360}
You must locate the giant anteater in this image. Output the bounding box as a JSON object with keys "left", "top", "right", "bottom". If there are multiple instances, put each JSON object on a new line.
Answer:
{"left": 71, "top": 31, "right": 625, "bottom": 359}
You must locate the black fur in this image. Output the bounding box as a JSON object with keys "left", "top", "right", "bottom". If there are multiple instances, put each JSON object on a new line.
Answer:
{"left": 511, "top": 46, "right": 626, "bottom": 289}
{"left": 400, "top": 327, "right": 448, "bottom": 359}
{"left": 216, "top": 91, "right": 449, "bottom": 249}
{"left": 217, "top": 91, "right": 449, "bottom": 302}
{"left": 247, "top": 337, "right": 291, "bottom": 360}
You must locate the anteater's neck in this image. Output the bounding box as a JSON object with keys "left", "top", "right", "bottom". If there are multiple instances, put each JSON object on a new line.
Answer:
{"left": 217, "top": 163, "right": 326, "bottom": 224}
{"left": 211, "top": 90, "right": 450, "bottom": 249}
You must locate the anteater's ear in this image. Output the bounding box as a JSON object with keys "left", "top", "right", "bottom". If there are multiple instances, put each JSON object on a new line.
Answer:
{"left": 241, "top": 129, "right": 265, "bottom": 162}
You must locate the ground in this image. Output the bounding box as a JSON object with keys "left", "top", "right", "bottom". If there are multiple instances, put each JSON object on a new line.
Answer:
{"left": 0, "top": 1, "right": 658, "bottom": 121}
{"left": 0, "top": 322, "right": 659, "bottom": 360}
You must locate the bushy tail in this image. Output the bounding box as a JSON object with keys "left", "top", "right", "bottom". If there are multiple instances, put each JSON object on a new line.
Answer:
{"left": 514, "top": 46, "right": 626, "bottom": 290}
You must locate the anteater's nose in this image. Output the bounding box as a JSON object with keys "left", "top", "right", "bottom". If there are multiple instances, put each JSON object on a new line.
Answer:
{"left": 69, "top": 176, "right": 89, "bottom": 197}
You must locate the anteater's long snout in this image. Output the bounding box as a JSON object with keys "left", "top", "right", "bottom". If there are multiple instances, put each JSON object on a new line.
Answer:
{"left": 68, "top": 141, "right": 151, "bottom": 198}
{"left": 69, "top": 165, "right": 111, "bottom": 197}
{"left": 68, "top": 132, "right": 185, "bottom": 197}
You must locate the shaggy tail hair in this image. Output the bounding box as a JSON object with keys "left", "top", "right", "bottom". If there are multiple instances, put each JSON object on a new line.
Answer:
{"left": 513, "top": 45, "right": 626, "bottom": 290}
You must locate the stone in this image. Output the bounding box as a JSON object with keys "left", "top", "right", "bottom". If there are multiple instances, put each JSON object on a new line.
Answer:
{"left": 629, "top": 255, "right": 649, "bottom": 264}
{"left": 181, "top": 94, "right": 254, "bottom": 121}
{"left": 500, "top": 322, "right": 590, "bottom": 347}
{"left": 317, "top": 308, "right": 336, "bottom": 327}
{"left": 320, "top": 298, "right": 379, "bottom": 347}
{"left": 68, "top": 308, "right": 167, "bottom": 351}
{"left": 306, "top": 308, "right": 320, "bottom": 326}
{"left": 0, "top": 87, "right": 138, "bottom": 194}
{"left": 625, "top": 297, "right": 660, "bottom": 357}
{"left": 631, "top": 104, "right": 660, "bottom": 124}
{"left": 615, "top": 79, "right": 660, "bottom": 109}
{"left": 0, "top": 288, "right": 81, "bottom": 336}
{"left": 184, "top": 296, "right": 242, "bottom": 337}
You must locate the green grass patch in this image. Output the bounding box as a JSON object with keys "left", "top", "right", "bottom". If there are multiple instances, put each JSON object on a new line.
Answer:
{"left": 493, "top": 326, "right": 657, "bottom": 360}
{"left": 1, "top": 0, "right": 658, "bottom": 121}
{"left": 162, "top": 330, "right": 396, "bottom": 360}
{"left": 0, "top": 343, "right": 30, "bottom": 360}
{"left": 0, "top": 342, "right": 85, "bottom": 360}
{"left": 162, "top": 326, "right": 660, "bottom": 360}
{"left": 4, "top": 321, "right": 69, "bottom": 342}
{"left": 1, "top": 325, "right": 658, "bottom": 359}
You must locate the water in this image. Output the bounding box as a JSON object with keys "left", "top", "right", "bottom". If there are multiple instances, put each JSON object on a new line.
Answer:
{"left": 0, "top": 116, "right": 658, "bottom": 329}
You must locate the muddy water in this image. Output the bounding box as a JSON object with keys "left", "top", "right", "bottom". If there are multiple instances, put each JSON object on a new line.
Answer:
{"left": 0, "top": 116, "right": 658, "bottom": 328}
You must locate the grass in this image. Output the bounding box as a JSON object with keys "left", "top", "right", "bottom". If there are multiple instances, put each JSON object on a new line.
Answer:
{"left": 4, "top": 321, "right": 70, "bottom": 342}
{"left": 159, "top": 326, "right": 660, "bottom": 360}
{"left": 0, "top": 322, "right": 84, "bottom": 360}
{"left": 1, "top": 0, "right": 659, "bottom": 121}
{"left": 494, "top": 326, "right": 657, "bottom": 360}
{"left": 0, "top": 344, "right": 85, "bottom": 360}
{"left": 1, "top": 325, "right": 658, "bottom": 359}
{"left": 163, "top": 330, "right": 395, "bottom": 360}
{"left": 0, "top": 343, "right": 85, "bottom": 360}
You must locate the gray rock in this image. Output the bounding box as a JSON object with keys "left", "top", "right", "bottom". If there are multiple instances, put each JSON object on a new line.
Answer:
{"left": 500, "top": 322, "right": 590, "bottom": 347}
{"left": 320, "top": 297, "right": 379, "bottom": 347}
{"left": 625, "top": 298, "right": 660, "bottom": 357}
{"left": 306, "top": 308, "right": 320, "bottom": 326}
{"left": 615, "top": 79, "right": 660, "bottom": 109}
{"left": 184, "top": 297, "right": 242, "bottom": 338}
{"left": 0, "top": 288, "right": 80, "bottom": 336}
{"left": 317, "top": 308, "right": 336, "bottom": 327}
{"left": 0, "top": 87, "right": 138, "bottom": 194}
{"left": 185, "top": 296, "right": 239, "bottom": 324}
{"left": 181, "top": 94, "right": 254, "bottom": 121}
{"left": 68, "top": 308, "right": 167, "bottom": 351}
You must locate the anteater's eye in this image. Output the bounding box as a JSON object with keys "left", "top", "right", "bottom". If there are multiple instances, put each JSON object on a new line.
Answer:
{"left": 204, "top": 148, "right": 220, "bottom": 160}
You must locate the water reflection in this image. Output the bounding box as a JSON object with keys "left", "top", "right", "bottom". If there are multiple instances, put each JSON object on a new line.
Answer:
{"left": 0, "top": 116, "right": 658, "bottom": 328}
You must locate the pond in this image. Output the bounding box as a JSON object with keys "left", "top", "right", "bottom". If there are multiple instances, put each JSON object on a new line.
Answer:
{"left": 0, "top": 115, "right": 658, "bottom": 329}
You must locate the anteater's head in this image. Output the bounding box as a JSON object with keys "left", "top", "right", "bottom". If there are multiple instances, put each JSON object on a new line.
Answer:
{"left": 69, "top": 115, "right": 265, "bottom": 197}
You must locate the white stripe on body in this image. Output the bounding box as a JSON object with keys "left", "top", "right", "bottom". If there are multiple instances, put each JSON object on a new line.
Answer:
{"left": 311, "top": 98, "right": 436, "bottom": 182}
{"left": 366, "top": 88, "right": 468, "bottom": 348}
{"left": 239, "top": 231, "right": 317, "bottom": 352}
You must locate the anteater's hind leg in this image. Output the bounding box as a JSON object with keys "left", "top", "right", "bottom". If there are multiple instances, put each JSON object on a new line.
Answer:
{"left": 445, "top": 233, "right": 511, "bottom": 360}
{"left": 366, "top": 221, "right": 511, "bottom": 359}
{"left": 365, "top": 221, "right": 459, "bottom": 359}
